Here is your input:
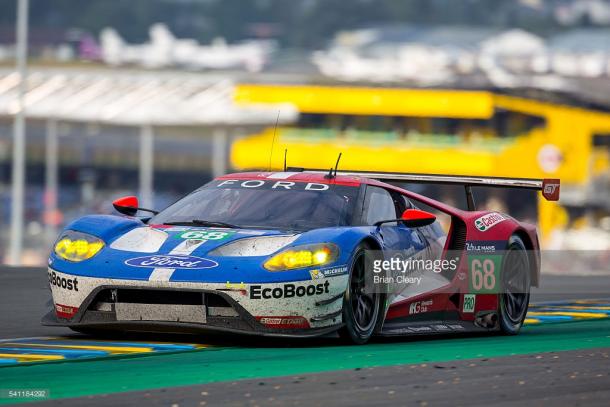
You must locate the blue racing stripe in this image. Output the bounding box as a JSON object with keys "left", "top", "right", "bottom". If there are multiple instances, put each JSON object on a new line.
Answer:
{"left": 0, "top": 347, "right": 109, "bottom": 358}
{"left": 533, "top": 301, "right": 610, "bottom": 307}
{"left": 534, "top": 308, "right": 610, "bottom": 314}
{"left": 531, "top": 315, "right": 574, "bottom": 322}
{"left": 6, "top": 339, "right": 198, "bottom": 351}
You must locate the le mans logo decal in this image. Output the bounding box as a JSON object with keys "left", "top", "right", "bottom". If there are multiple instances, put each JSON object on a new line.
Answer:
{"left": 125, "top": 255, "right": 218, "bottom": 269}
{"left": 474, "top": 213, "right": 507, "bottom": 232}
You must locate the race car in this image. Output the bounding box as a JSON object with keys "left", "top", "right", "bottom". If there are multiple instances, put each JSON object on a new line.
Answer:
{"left": 43, "top": 169, "right": 560, "bottom": 344}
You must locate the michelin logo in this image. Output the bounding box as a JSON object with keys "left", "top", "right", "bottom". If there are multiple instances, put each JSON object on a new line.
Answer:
{"left": 310, "top": 265, "right": 348, "bottom": 280}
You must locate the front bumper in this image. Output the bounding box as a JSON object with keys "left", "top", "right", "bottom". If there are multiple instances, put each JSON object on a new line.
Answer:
{"left": 43, "top": 268, "right": 346, "bottom": 337}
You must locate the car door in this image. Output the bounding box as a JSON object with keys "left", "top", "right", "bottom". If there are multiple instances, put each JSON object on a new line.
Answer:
{"left": 361, "top": 185, "right": 416, "bottom": 252}
{"left": 363, "top": 187, "right": 450, "bottom": 328}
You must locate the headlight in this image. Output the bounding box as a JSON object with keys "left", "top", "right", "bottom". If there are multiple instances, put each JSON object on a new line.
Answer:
{"left": 54, "top": 231, "right": 104, "bottom": 262}
{"left": 264, "top": 243, "right": 339, "bottom": 271}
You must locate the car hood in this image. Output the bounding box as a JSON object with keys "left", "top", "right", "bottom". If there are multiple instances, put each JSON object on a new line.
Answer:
{"left": 50, "top": 215, "right": 364, "bottom": 283}
{"left": 128, "top": 223, "right": 298, "bottom": 256}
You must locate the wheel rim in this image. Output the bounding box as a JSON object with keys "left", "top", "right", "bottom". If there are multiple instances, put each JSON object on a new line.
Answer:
{"left": 349, "top": 251, "right": 379, "bottom": 332}
{"left": 502, "top": 247, "right": 529, "bottom": 325}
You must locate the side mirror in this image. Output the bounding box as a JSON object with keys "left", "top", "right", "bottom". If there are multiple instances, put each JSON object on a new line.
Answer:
{"left": 400, "top": 209, "right": 436, "bottom": 228}
{"left": 113, "top": 196, "right": 139, "bottom": 216}
{"left": 112, "top": 196, "right": 159, "bottom": 216}
{"left": 375, "top": 209, "right": 436, "bottom": 228}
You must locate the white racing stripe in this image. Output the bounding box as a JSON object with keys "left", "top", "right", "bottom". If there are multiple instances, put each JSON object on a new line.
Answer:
{"left": 148, "top": 239, "right": 207, "bottom": 282}
{"left": 266, "top": 172, "right": 299, "bottom": 179}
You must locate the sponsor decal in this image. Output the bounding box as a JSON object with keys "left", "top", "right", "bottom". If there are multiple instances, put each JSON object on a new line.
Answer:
{"left": 466, "top": 241, "right": 506, "bottom": 253}
{"left": 542, "top": 179, "right": 560, "bottom": 201}
{"left": 543, "top": 183, "right": 559, "bottom": 195}
{"left": 457, "top": 272, "right": 467, "bottom": 281}
{"left": 257, "top": 316, "right": 310, "bottom": 329}
{"left": 310, "top": 265, "right": 348, "bottom": 279}
{"left": 463, "top": 294, "right": 476, "bottom": 313}
{"left": 125, "top": 255, "right": 218, "bottom": 269}
{"left": 55, "top": 303, "right": 78, "bottom": 319}
{"left": 466, "top": 242, "right": 496, "bottom": 252}
{"left": 474, "top": 212, "right": 507, "bottom": 232}
{"left": 216, "top": 179, "right": 330, "bottom": 191}
{"left": 178, "top": 230, "right": 235, "bottom": 240}
{"left": 309, "top": 269, "right": 322, "bottom": 280}
{"left": 409, "top": 299, "right": 433, "bottom": 315}
{"left": 320, "top": 265, "right": 348, "bottom": 277}
{"left": 469, "top": 256, "right": 500, "bottom": 293}
{"left": 48, "top": 271, "right": 78, "bottom": 291}
{"left": 250, "top": 281, "right": 330, "bottom": 299}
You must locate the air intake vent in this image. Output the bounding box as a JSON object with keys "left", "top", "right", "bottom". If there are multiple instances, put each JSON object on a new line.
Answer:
{"left": 448, "top": 218, "right": 467, "bottom": 251}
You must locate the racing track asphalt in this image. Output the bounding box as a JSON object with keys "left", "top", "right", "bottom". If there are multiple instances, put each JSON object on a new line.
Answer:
{"left": 1, "top": 266, "right": 610, "bottom": 406}
{"left": 22, "top": 348, "right": 610, "bottom": 407}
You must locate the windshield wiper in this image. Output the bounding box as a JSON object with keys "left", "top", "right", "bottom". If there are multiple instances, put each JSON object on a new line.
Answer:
{"left": 163, "top": 220, "right": 241, "bottom": 229}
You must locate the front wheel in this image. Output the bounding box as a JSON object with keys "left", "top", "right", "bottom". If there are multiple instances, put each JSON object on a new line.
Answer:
{"left": 338, "top": 243, "right": 381, "bottom": 344}
{"left": 499, "top": 235, "right": 531, "bottom": 335}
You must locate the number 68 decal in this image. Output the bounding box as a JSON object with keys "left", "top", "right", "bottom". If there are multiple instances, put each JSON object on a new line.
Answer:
{"left": 179, "top": 230, "right": 234, "bottom": 240}
{"left": 469, "top": 256, "right": 501, "bottom": 293}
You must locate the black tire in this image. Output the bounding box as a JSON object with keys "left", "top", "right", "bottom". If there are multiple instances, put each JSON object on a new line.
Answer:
{"left": 499, "top": 235, "right": 531, "bottom": 335}
{"left": 338, "top": 243, "right": 382, "bottom": 344}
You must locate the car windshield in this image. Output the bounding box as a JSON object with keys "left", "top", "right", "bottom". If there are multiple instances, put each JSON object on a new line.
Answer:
{"left": 149, "top": 179, "right": 360, "bottom": 231}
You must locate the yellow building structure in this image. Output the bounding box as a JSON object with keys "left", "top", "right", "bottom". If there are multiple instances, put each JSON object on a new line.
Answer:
{"left": 232, "top": 84, "right": 610, "bottom": 244}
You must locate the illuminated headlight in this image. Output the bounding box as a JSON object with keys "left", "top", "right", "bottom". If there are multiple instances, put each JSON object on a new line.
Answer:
{"left": 54, "top": 231, "right": 104, "bottom": 262}
{"left": 264, "top": 243, "right": 339, "bottom": 271}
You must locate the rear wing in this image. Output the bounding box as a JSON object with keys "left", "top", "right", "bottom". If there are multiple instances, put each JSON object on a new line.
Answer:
{"left": 303, "top": 169, "right": 560, "bottom": 211}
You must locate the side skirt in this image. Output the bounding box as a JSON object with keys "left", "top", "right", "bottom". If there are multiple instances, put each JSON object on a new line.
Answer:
{"left": 379, "top": 318, "right": 498, "bottom": 336}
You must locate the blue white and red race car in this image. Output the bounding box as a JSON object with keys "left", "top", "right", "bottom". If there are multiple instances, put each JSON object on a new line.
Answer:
{"left": 43, "top": 169, "right": 560, "bottom": 344}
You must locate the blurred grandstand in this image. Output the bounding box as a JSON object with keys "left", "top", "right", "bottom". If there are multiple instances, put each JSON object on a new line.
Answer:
{"left": 0, "top": 67, "right": 297, "bottom": 264}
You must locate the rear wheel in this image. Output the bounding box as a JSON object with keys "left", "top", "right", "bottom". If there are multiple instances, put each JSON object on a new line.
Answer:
{"left": 499, "top": 235, "right": 531, "bottom": 335}
{"left": 339, "top": 243, "right": 381, "bottom": 344}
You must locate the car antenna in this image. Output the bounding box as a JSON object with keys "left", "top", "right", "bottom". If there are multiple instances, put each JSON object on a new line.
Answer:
{"left": 268, "top": 110, "right": 280, "bottom": 171}
{"left": 325, "top": 152, "right": 342, "bottom": 179}
{"left": 283, "top": 148, "right": 288, "bottom": 171}
{"left": 334, "top": 152, "right": 342, "bottom": 177}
